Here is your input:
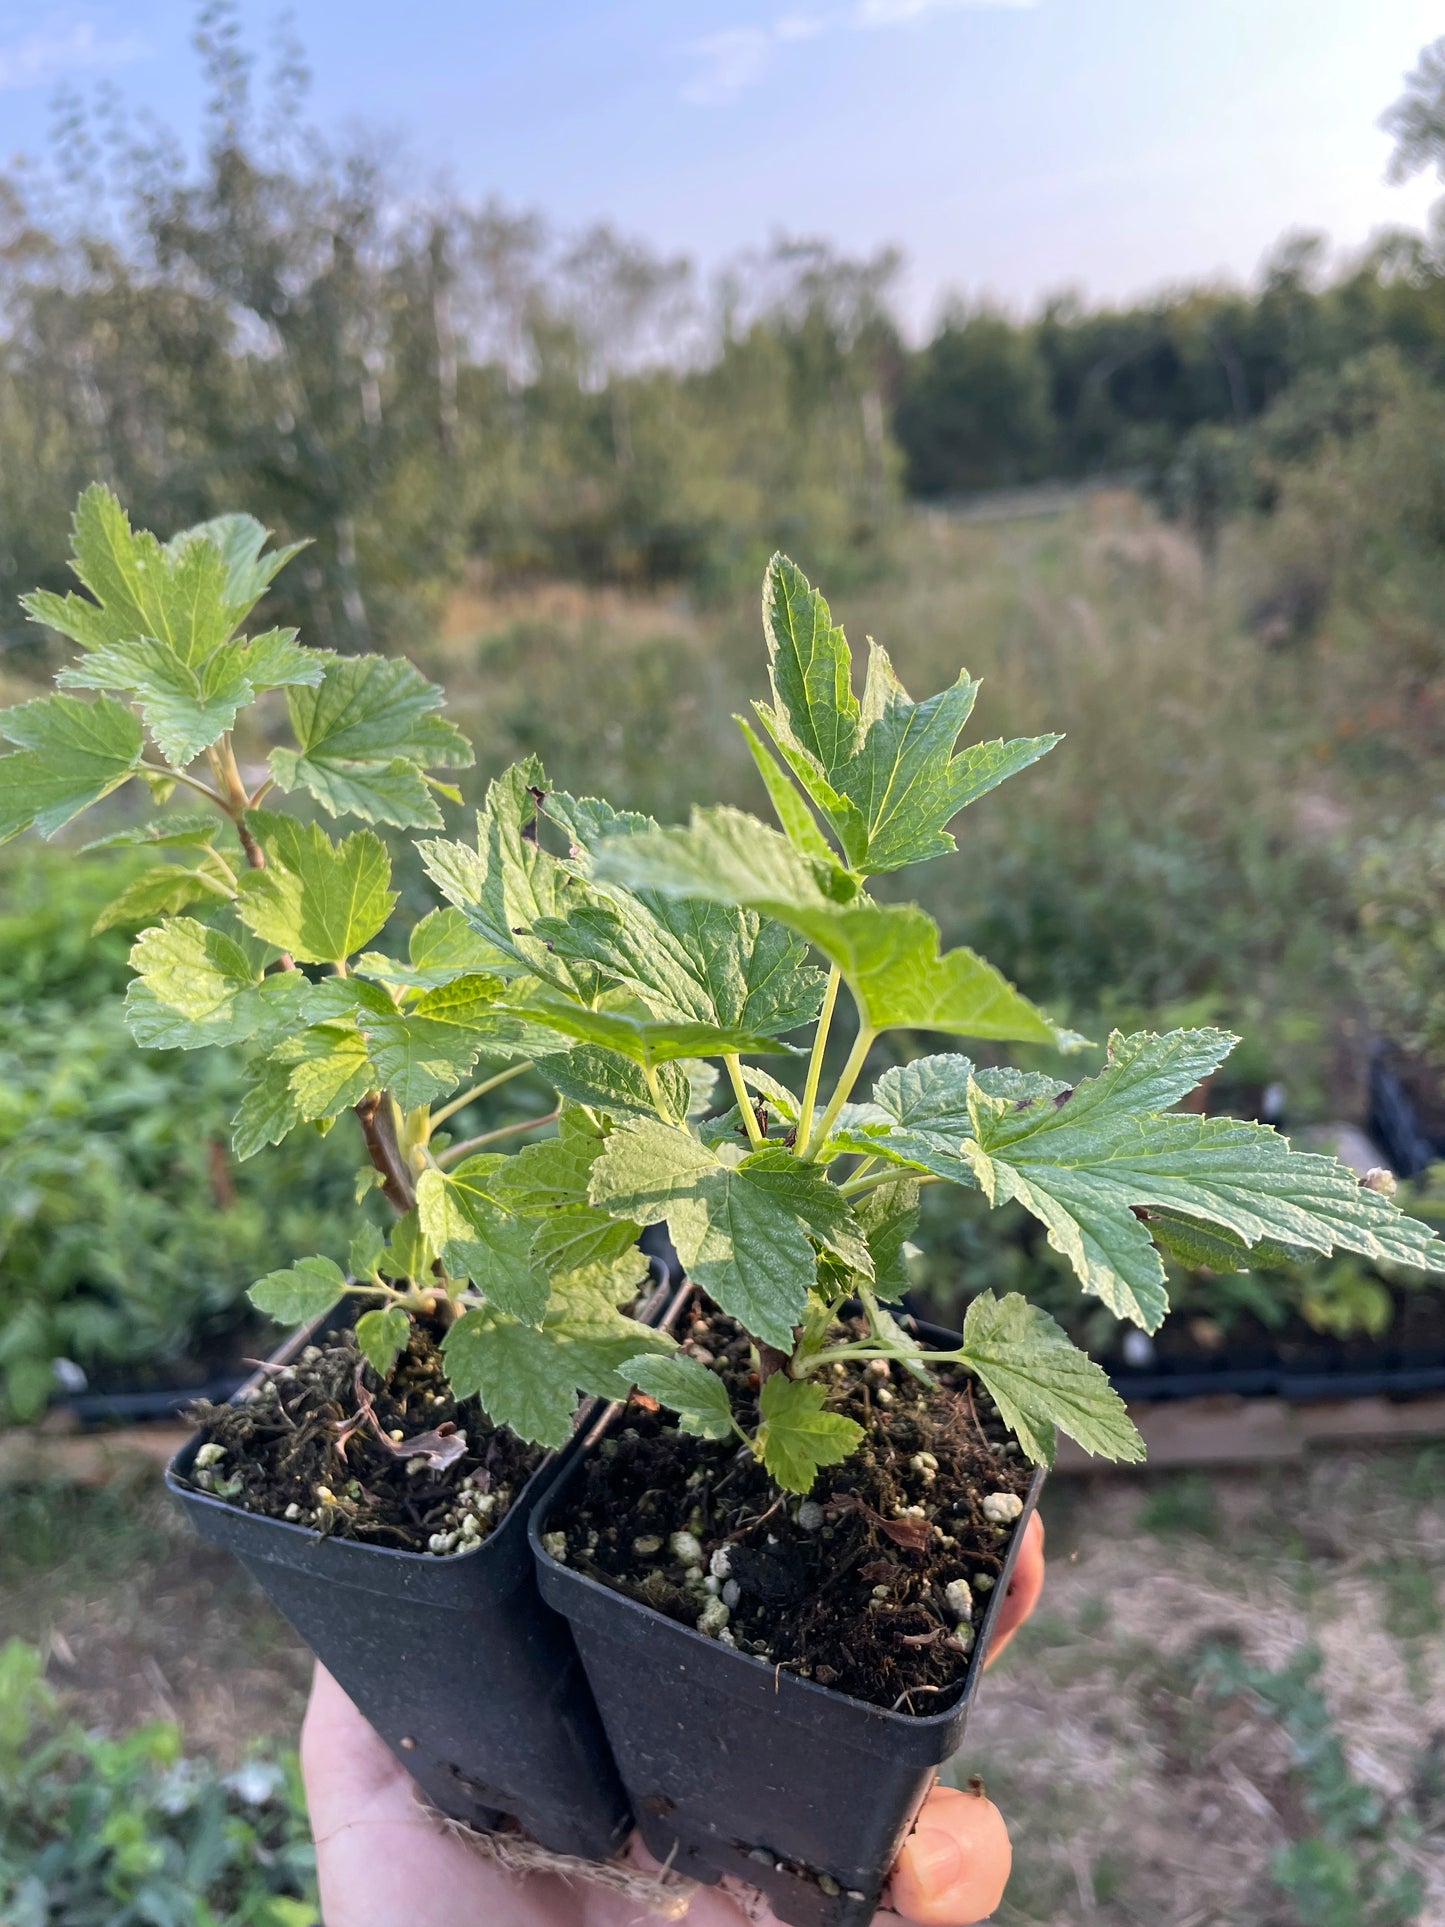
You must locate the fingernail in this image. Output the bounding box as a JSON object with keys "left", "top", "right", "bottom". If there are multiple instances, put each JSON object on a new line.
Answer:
{"left": 904, "top": 1825, "right": 962, "bottom": 1891}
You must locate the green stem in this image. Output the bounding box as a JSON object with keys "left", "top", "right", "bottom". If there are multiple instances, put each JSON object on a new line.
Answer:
{"left": 840, "top": 1168, "right": 942, "bottom": 1198}
{"left": 644, "top": 1063, "right": 678, "bottom": 1126}
{"left": 794, "top": 963, "right": 840, "bottom": 1153}
{"left": 429, "top": 1062, "right": 535, "bottom": 1131}
{"left": 723, "top": 1054, "right": 765, "bottom": 1148}
{"left": 800, "top": 1021, "right": 876, "bottom": 1161}
{"left": 435, "top": 1107, "right": 561, "bottom": 1167}
{"left": 140, "top": 762, "right": 227, "bottom": 808}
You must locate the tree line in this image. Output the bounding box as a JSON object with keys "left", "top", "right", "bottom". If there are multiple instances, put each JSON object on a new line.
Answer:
{"left": 3, "top": 7, "right": 1443, "bottom": 655}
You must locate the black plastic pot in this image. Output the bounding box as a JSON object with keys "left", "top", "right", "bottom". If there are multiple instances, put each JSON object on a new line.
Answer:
{"left": 530, "top": 1314, "right": 1046, "bottom": 1927}
{"left": 166, "top": 1288, "right": 676, "bottom": 1861}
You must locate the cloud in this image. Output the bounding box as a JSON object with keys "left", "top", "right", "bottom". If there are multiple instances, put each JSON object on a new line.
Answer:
{"left": 0, "top": 21, "right": 145, "bottom": 93}
{"left": 682, "top": 0, "right": 1034, "bottom": 104}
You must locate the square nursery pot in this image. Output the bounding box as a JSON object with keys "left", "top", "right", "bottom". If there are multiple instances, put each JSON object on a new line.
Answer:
{"left": 530, "top": 1313, "right": 1046, "bottom": 1927}
{"left": 167, "top": 1273, "right": 677, "bottom": 1862}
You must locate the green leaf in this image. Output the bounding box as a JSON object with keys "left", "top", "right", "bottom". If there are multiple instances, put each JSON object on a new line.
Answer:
{"left": 24, "top": 488, "right": 230, "bottom": 662}
{"left": 184, "top": 510, "right": 309, "bottom": 614}
{"left": 753, "top": 555, "right": 1060, "bottom": 873}
{"left": 59, "top": 635, "right": 248, "bottom": 767}
{"left": 416, "top": 1166, "right": 550, "bottom": 1324}
{"left": 442, "top": 1308, "right": 577, "bottom": 1446}
{"left": 517, "top": 988, "right": 803, "bottom": 1070}
{"left": 285, "top": 1024, "right": 376, "bottom": 1120}
{"left": 754, "top": 1373, "right": 864, "bottom": 1494}
{"left": 537, "top": 1044, "right": 695, "bottom": 1121}
{"left": 331, "top": 974, "right": 508, "bottom": 1110}
{"left": 231, "top": 1055, "right": 304, "bottom": 1158}
{"left": 234, "top": 628, "right": 324, "bottom": 690}
{"left": 957, "top": 1292, "right": 1144, "bottom": 1466}
{"left": 419, "top": 759, "right": 608, "bottom": 1001}
{"left": 91, "top": 864, "right": 224, "bottom": 933}
{"left": 963, "top": 1029, "right": 1443, "bottom": 1332}
{"left": 349, "top": 1222, "right": 387, "bottom": 1280}
{"left": 0, "top": 693, "right": 143, "bottom": 840}
{"left": 588, "top": 1119, "right": 817, "bottom": 1349}
{"left": 624, "top": 1353, "right": 737, "bottom": 1440}
{"left": 594, "top": 811, "right": 1060, "bottom": 1044}
{"left": 530, "top": 1210, "right": 646, "bottom": 1295}
{"left": 84, "top": 809, "right": 229, "bottom": 853}
{"left": 852, "top": 1176, "right": 921, "bottom": 1298}
{"left": 249, "top": 1255, "right": 346, "bottom": 1326}
{"left": 736, "top": 714, "right": 835, "bottom": 862}
{"left": 270, "top": 655, "right": 472, "bottom": 827}
{"left": 355, "top": 1306, "right": 411, "bottom": 1377}
{"left": 489, "top": 1113, "right": 604, "bottom": 1217}
{"left": 735, "top": 1146, "right": 874, "bottom": 1276}
{"left": 125, "top": 918, "right": 265, "bottom": 1049}
{"left": 355, "top": 907, "right": 515, "bottom": 990}
{"left": 387, "top": 1211, "right": 433, "bottom": 1284}
{"left": 235, "top": 814, "right": 394, "bottom": 964}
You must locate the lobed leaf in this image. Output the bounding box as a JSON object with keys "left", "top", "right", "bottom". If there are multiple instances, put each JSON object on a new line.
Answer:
{"left": 236, "top": 813, "right": 394, "bottom": 965}
{"left": 249, "top": 1255, "right": 346, "bottom": 1326}
{"left": 754, "top": 1373, "right": 864, "bottom": 1494}
{"left": 0, "top": 693, "right": 144, "bottom": 841}
{"left": 957, "top": 1291, "right": 1144, "bottom": 1466}
{"left": 624, "top": 1353, "right": 737, "bottom": 1441}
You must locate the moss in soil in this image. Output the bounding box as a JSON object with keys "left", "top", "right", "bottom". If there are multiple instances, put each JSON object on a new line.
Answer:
{"left": 550, "top": 1302, "right": 1032, "bottom": 1712}
{"left": 186, "top": 1317, "right": 545, "bottom": 1554}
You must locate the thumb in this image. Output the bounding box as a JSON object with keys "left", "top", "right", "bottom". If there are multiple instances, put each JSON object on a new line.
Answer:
{"left": 883, "top": 1783, "right": 1012, "bottom": 1925}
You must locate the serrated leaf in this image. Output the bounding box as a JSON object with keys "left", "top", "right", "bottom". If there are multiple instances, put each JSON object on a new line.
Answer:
{"left": 736, "top": 714, "right": 836, "bottom": 861}
{"left": 518, "top": 987, "right": 803, "bottom": 1069}
{"left": 419, "top": 760, "right": 608, "bottom": 1001}
{"left": 387, "top": 1210, "right": 433, "bottom": 1284}
{"left": 536, "top": 1043, "right": 693, "bottom": 1120}
{"left": 333, "top": 974, "right": 508, "bottom": 1110}
{"left": 125, "top": 918, "right": 265, "bottom": 1050}
{"left": 624, "top": 1353, "right": 737, "bottom": 1440}
{"left": 355, "top": 1306, "right": 410, "bottom": 1376}
{"left": 490, "top": 1114, "right": 603, "bottom": 1217}
{"left": 58, "top": 635, "right": 252, "bottom": 766}
{"left": 588, "top": 1119, "right": 816, "bottom": 1349}
{"left": 84, "top": 809, "right": 228, "bottom": 853}
{"left": 270, "top": 654, "right": 472, "bottom": 827}
{"left": 235, "top": 628, "right": 324, "bottom": 690}
{"left": 249, "top": 1255, "right": 346, "bottom": 1326}
{"left": 442, "top": 1308, "right": 577, "bottom": 1446}
{"left": 349, "top": 1221, "right": 387, "bottom": 1280}
{"left": 286, "top": 1025, "right": 376, "bottom": 1120}
{"left": 963, "top": 1029, "right": 1442, "bottom": 1332}
{"left": 0, "top": 693, "right": 143, "bottom": 840}
{"left": 957, "top": 1291, "right": 1144, "bottom": 1466}
{"left": 92, "top": 864, "right": 225, "bottom": 933}
{"left": 754, "top": 555, "right": 1060, "bottom": 873}
{"left": 736, "top": 1147, "right": 874, "bottom": 1276}
{"left": 416, "top": 1166, "right": 549, "bottom": 1324}
{"left": 232, "top": 1056, "right": 304, "bottom": 1158}
{"left": 355, "top": 907, "right": 515, "bottom": 990}
{"left": 235, "top": 813, "right": 394, "bottom": 964}
{"left": 852, "top": 1176, "right": 921, "bottom": 1298}
{"left": 754, "top": 1373, "right": 864, "bottom": 1493}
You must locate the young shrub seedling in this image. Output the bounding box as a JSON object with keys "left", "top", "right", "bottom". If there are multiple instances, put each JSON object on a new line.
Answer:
{"left": 8, "top": 500, "right": 1438, "bottom": 1519}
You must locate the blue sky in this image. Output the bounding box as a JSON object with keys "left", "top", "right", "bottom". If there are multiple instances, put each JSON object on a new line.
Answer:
{"left": 0, "top": 1, "right": 1438, "bottom": 334}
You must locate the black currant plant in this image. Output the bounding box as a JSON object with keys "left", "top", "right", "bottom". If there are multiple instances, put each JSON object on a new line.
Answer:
{"left": 7, "top": 495, "right": 1438, "bottom": 1487}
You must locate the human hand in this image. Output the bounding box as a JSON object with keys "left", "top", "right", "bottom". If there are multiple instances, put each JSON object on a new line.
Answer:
{"left": 300, "top": 1511, "right": 1044, "bottom": 1927}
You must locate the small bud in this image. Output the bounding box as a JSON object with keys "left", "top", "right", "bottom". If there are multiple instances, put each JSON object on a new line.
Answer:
{"left": 1361, "top": 1167, "right": 1397, "bottom": 1197}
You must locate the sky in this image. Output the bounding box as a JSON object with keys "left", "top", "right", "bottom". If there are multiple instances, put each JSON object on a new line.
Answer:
{"left": 0, "top": 0, "right": 1439, "bottom": 336}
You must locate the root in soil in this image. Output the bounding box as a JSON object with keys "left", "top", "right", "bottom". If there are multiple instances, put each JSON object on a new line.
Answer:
{"left": 550, "top": 1302, "right": 1032, "bottom": 1712}
{"left": 185, "top": 1317, "right": 545, "bottom": 1554}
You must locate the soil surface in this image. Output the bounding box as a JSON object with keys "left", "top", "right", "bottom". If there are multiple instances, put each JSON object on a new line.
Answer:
{"left": 186, "top": 1317, "right": 545, "bottom": 1553}
{"left": 550, "top": 1301, "right": 1032, "bottom": 1712}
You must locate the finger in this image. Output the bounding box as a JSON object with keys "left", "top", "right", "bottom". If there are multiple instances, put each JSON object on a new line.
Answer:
{"left": 984, "top": 1511, "right": 1044, "bottom": 1668}
{"left": 881, "top": 1784, "right": 1012, "bottom": 1926}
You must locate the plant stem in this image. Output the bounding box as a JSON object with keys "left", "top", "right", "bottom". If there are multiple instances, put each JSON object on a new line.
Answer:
{"left": 723, "top": 1054, "right": 765, "bottom": 1148}
{"left": 140, "top": 762, "right": 227, "bottom": 807}
{"left": 354, "top": 1092, "right": 418, "bottom": 1213}
{"left": 800, "top": 1021, "right": 876, "bottom": 1161}
{"left": 794, "top": 962, "right": 840, "bottom": 1153}
{"left": 644, "top": 1063, "right": 678, "bottom": 1125}
{"left": 435, "top": 1107, "right": 561, "bottom": 1167}
{"left": 840, "top": 1168, "right": 941, "bottom": 1198}
{"left": 429, "top": 1061, "right": 535, "bottom": 1131}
